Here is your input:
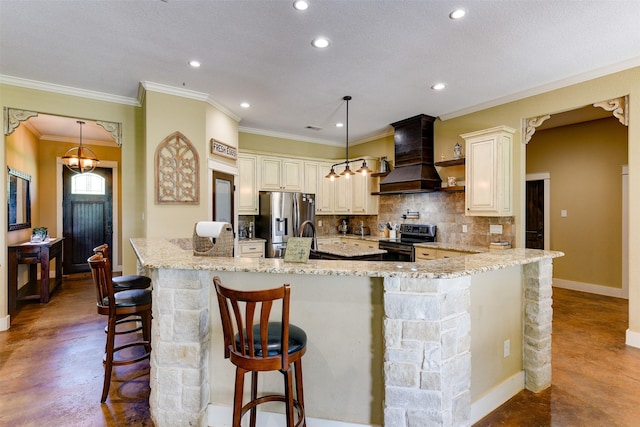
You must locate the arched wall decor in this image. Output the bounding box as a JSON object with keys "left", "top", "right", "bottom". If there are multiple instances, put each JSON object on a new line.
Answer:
{"left": 3, "top": 108, "right": 38, "bottom": 136}
{"left": 155, "top": 131, "right": 200, "bottom": 204}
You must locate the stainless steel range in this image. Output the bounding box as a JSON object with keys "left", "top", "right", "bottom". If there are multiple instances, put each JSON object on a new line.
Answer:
{"left": 379, "top": 224, "right": 436, "bottom": 261}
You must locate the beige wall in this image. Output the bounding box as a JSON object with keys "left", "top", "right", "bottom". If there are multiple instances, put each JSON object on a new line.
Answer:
{"left": 527, "top": 117, "right": 627, "bottom": 288}
{"left": 143, "top": 91, "right": 208, "bottom": 238}
{"left": 1, "top": 83, "right": 143, "bottom": 324}
{"left": 6, "top": 125, "right": 39, "bottom": 246}
{"left": 434, "top": 66, "right": 640, "bottom": 337}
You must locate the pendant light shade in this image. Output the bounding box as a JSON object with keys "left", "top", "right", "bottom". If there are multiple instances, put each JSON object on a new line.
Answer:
{"left": 62, "top": 121, "right": 99, "bottom": 174}
{"left": 326, "top": 95, "right": 371, "bottom": 179}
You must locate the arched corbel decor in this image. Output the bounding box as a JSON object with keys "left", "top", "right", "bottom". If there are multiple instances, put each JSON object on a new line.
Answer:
{"left": 3, "top": 108, "right": 123, "bottom": 146}
{"left": 3, "top": 108, "right": 38, "bottom": 136}
{"left": 593, "top": 96, "right": 629, "bottom": 126}
{"left": 155, "top": 131, "right": 200, "bottom": 204}
{"left": 523, "top": 114, "right": 551, "bottom": 144}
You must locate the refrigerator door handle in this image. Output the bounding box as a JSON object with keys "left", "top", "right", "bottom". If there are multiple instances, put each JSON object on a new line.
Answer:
{"left": 292, "top": 194, "right": 299, "bottom": 237}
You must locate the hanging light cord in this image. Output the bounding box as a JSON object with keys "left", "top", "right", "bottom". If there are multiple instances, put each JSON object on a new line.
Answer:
{"left": 326, "top": 95, "right": 371, "bottom": 178}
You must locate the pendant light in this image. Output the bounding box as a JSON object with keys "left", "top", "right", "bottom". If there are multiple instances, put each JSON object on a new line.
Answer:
{"left": 62, "top": 120, "right": 99, "bottom": 174}
{"left": 325, "top": 96, "right": 372, "bottom": 180}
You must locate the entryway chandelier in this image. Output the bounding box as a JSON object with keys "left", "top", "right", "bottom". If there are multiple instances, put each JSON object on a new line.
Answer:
{"left": 62, "top": 120, "right": 99, "bottom": 174}
{"left": 325, "top": 96, "right": 372, "bottom": 180}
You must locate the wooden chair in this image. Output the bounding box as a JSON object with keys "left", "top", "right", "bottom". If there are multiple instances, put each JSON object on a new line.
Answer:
{"left": 214, "top": 277, "right": 307, "bottom": 427}
{"left": 93, "top": 244, "right": 151, "bottom": 291}
{"left": 88, "top": 253, "right": 152, "bottom": 403}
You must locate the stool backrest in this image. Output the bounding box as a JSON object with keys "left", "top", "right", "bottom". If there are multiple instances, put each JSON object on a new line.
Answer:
{"left": 93, "top": 243, "right": 111, "bottom": 261}
{"left": 213, "top": 276, "right": 291, "bottom": 371}
{"left": 88, "top": 253, "right": 114, "bottom": 311}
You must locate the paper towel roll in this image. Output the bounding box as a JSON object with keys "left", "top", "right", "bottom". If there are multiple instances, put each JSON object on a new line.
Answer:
{"left": 195, "top": 221, "right": 227, "bottom": 238}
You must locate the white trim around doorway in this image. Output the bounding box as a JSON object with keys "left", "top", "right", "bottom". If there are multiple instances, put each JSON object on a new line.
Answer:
{"left": 56, "top": 159, "right": 120, "bottom": 271}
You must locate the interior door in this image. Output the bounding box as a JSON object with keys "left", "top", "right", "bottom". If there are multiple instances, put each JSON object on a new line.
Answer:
{"left": 526, "top": 179, "right": 545, "bottom": 249}
{"left": 63, "top": 167, "right": 113, "bottom": 274}
{"left": 212, "top": 170, "right": 234, "bottom": 228}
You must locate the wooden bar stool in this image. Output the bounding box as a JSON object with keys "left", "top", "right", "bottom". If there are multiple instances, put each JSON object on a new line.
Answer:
{"left": 93, "top": 244, "right": 151, "bottom": 292}
{"left": 214, "top": 277, "right": 307, "bottom": 427}
{"left": 88, "top": 253, "right": 152, "bottom": 403}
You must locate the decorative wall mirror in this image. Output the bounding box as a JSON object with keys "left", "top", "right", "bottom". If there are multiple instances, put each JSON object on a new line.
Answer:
{"left": 7, "top": 167, "right": 31, "bottom": 231}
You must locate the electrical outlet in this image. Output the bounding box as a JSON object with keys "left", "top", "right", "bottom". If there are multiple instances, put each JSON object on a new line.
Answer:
{"left": 503, "top": 339, "right": 510, "bottom": 358}
{"left": 490, "top": 224, "right": 503, "bottom": 234}
{"left": 561, "top": 210, "right": 568, "bottom": 217}
{"left": 462, "top": 225, "right": 467, "bottom": 233}
{"left": 318, "top": 220, "right": 323, "bottom": 227}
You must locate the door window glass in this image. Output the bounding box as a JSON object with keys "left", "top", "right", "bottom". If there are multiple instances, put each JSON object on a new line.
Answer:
{"left": 71, "top": 173, "right": 105, "bottom": 195}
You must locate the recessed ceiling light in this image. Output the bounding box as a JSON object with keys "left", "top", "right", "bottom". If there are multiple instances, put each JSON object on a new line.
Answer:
{"left": 240, "top": 102, "right": 250, "bottom": 108}
{"left": 431, "top": 83, "right": 447, "bottom": 91}
{"left": 293, "top": 0, "right": 309, "bottom": 11}
{"left": 336, "top": 122, "right": 344, "bottom": 128}
{"left": 449, "top": 8, "right": 466, "bottom": 20}
{"left": 188, "top": 60, "right": 201, "bottom": 68}
{"left": 311, "top": 37, "right": 330, "bottom": 49}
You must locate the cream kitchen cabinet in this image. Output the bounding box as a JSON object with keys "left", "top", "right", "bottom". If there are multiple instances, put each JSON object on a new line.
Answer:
{"left": 351, "top": 164, "right": 378, "bottom": 214}
{"left": 414, "top": 247, "right": 437, "bottom": 261}
{"left": 304, "top": 162, "right": 319, "bottom": 194}
{"left": 333, "top": 174, "right": 351, "bottom": 214}
{"left": 238, "top": 239, "right": 265, "bottom": 258}
{"left": 316, "top": 163, "right": 335, "bottom": 214}
{"left": 462, "top": 125, "right": 516, "bottom": 216}
{"left": 344, "top": 238, "right": 379, "bottom": 250}
{"left": 259, "top": 156, "right": 303, "bottom": 191}
{"left": 238, "top": 154, "right": 259, "bottom": 215}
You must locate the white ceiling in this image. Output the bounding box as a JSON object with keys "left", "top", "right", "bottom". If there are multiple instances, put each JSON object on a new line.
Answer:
{"left": 1, "top": 0, "right": 640, "bottom": 145}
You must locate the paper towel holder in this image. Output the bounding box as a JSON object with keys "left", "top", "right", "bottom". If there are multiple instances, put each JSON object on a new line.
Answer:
{"left": 192, "top": 222, "right": 234, "bottom": 257}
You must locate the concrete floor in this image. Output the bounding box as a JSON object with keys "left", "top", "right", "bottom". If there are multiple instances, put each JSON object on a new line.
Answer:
{"left": 1, "top": 276, "right": 639, "bottom": 426}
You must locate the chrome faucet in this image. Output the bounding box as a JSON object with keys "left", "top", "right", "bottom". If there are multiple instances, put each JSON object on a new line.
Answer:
{"left": 299, "top": 220, "right": 318, "bottom": 251}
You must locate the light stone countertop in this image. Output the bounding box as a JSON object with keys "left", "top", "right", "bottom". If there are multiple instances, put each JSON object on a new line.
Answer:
{"left": 414, "top": 242, "right": 489, "bottom": 253}
{"left": 131, "top": 237, "right": 563, "bottom": 279}
{"left": 313, "top": 243, "right": 387, "bottom": 257}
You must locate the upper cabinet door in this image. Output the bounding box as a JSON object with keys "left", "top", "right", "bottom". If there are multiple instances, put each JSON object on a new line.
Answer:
{"left": 463, "top": 126, "right": 515, "bottom": 216}
{"left": 238, "top": 154, "right": 258, "bottom": 215}
{"left": 259, "top": 156, "right": 303, "bottom": 191}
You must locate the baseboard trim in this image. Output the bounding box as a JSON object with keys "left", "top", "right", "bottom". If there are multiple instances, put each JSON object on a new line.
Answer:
{"left": 626, "top": 329, "right": 640, "bottom": 349}
{"left": 0, "top": 314, "right": 10, "bottom": 331}
{"left": 553, "top": 278, "right": 624, "bottom": 299}
{"left": 208, "top": 404, "right": 378, "bottom": 427}
{"left": 470, "top": 371, "right": 525, "bottom": 424}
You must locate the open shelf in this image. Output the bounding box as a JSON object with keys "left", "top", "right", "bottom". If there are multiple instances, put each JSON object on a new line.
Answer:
{"left": 438, "top": 185, "right": 465, "bottom": 192}
{"left": 435, "top": 158, "right": 465, "bottom": 167}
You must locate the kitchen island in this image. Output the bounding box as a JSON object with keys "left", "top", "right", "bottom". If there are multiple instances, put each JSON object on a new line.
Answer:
{"left": 131, "top": 237, "right": 562, "bottom": 427}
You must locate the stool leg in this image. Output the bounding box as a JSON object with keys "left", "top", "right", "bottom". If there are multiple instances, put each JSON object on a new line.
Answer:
{"left": 250, "top": 371, "right": 258, "bottom": 427}
{"left": 142, "top": 310, "right": 152, "bottom": 353}
{"left": 233, "top": 367, "right": 246, "bottom": 427}
{"left": 294, "top": 359, "right": 305, "bottom": 426}
{"left": 284, "top": 367, "right": 295, "bottom": 427}
{"left": 101, "top": 315, "right": 117, "bottom": 403}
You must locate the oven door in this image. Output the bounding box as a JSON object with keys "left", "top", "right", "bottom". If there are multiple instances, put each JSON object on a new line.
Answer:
{"left": 379, "top": 242, "right": 414, "bottom": 262}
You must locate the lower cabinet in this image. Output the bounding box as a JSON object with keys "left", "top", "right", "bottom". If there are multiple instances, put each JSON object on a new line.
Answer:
{"left": 238, "top": 240, "right": 265, "bottom": 258}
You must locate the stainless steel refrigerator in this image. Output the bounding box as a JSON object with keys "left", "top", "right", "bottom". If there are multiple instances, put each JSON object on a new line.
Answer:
{"left": 256, "top": 191, "right": 315, "bottom": 258}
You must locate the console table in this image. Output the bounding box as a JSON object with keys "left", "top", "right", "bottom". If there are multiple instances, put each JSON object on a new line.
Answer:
{"left": 8, "top": 237, "right": 64, "bottom": 316}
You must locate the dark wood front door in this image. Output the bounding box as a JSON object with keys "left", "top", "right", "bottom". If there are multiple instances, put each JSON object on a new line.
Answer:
{"left": 526, "top": 179, "right": 545, "bottom": 249}
{"left": 63, "top": 167, "right": 113, "bottom": 274}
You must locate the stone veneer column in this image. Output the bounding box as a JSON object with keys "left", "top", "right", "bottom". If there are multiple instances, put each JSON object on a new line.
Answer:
{"left": 148, "top": 268, "right": 210, "bottom": 427}
{"left": 522, "top": 259, "right": 553, "bottom": 392}
{"left": 383, "top": 276, "right": 472, "bottom": 427}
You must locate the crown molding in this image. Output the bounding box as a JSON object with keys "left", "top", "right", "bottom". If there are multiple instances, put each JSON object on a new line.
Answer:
{"left": 0, "top": 75, "right": 140, "bottom": 106}
{"left": 239, "top": 126, "right": 393, "bottom": 147}
{"left": 439, "top": 56, "right": 640, "bottom": 121}
{"left": 139, "top": 81, "right": 241, "bottom": 122}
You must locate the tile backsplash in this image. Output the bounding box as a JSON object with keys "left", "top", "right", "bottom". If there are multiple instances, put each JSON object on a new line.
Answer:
{"left": 242, "top": 191, "right": 514, "bottom": 247}
{"left": 377, "top": 192, "right": 514, "bottom": 247}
